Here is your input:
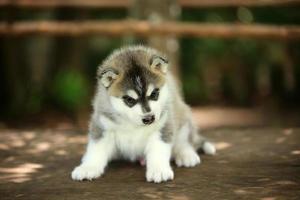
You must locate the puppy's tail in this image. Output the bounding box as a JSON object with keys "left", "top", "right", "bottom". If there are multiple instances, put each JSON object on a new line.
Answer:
{"left": 202, "top": 140, "right": 216, "bottom": 155}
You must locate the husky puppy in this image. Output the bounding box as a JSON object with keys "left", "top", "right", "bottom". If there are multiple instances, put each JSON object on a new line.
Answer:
{"left": 71, "top": 45, "right": 216, "bottom": 183}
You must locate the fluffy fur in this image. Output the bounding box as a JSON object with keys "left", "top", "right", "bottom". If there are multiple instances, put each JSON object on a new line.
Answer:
{"left": 71, "top": 45, "right": 216, "bottom": 183}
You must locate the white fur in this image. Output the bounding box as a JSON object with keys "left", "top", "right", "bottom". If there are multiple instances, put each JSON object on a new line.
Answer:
{"left": 174, "top": 145, "right": 201, "bottom": 167}
{"left": 146, "top": 84, "right": 154, "bottom": 96}
{"left": 127, "top": 90, "right": 138, "bottom": 99}
{"left": 173, "top": 123, "right": 201, "bottom": 167}
{"left": 145, "top": 132, "right": 173, "bottom": 183}
{"left": 71, "top": 133, "right": 116, "bottom": 180}
{"left": 203, "top": 142, "right": 216, "bottom": 155}
{"left": 72, "top": 112, "right": 170, "bottom": 182}
{"left": 112, "top": 118, "right": 166, "bottom": 161}
{"left": 110, "top": 96, "right": 143, "bottom": 125}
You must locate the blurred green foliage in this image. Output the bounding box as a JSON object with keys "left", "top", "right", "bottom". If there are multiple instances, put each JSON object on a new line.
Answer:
{"left": 180, "top": 7, "right": 300, "bottom": 105}
{"left": 52, "top": 69, "right": 89, "bottom": 111}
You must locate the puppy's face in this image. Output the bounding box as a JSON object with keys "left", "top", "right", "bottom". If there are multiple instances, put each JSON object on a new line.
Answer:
{"left": 98, "top": 50, "right": 169, "bottom": 126}
{"left": 110, "top": 81, "right": 169, "bottom": 126}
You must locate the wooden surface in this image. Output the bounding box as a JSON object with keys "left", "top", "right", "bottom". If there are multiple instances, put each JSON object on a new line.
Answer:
{"left": 0, "top": 128, "right": 299, "bottom": 199}
{"left": 1, "top": 20, "right": 300, "bottom": 40}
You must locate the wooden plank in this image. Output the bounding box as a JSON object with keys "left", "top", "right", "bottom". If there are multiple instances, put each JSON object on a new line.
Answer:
{"left": 0, "top": 0, "right": 299, "bottom": 8}
{"left": 0, "top": 20, "right": 300, "bottom": 40}
{"left": 1, "top": 128, "right": 300, "bottom": 199}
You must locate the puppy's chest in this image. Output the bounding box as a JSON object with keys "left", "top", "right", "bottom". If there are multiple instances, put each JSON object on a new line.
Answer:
{"left": 99, "top": 115, "right": 166, "bottom": 161}
{"left": 113, "top": 128, "right": 152, "bottom": 161}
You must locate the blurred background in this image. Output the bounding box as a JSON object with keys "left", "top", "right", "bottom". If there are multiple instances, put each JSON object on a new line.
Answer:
{"left": 1, "top": 0, "right": 300, "bottom": 129}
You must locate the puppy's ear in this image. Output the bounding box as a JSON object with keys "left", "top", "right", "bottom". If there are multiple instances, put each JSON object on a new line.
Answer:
{"left": 150, "top": 55, "right": 169, "bottom": 74}
{"left": 98, "top": 68, "right": 119, "bottom": 88}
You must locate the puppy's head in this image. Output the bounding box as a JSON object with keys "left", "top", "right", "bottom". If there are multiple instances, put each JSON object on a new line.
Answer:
{"left": 98, "top": 46, "right": 169, "bottom": 126}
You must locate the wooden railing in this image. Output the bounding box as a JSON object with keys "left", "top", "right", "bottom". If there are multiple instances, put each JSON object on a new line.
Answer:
{"left": 1, "top": 20, "right": 300, "bottom": 40}
{"left": 0, "top": 0, "right": 299, "bottom": 40}
{"left": 0, "top": 0, "right": 300, "bottom": 40}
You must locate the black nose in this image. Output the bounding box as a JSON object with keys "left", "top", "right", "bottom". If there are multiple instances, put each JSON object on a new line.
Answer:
{"left": 142, "top": 115, "right": 155, "bottom": 125}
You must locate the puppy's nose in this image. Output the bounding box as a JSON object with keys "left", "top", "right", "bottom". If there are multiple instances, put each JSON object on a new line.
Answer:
{"left": 142, "top": 115, "right": 155, "bottom": 125}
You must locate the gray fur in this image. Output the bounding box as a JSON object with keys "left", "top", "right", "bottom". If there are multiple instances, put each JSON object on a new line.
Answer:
{"left": 160, "top": 120, "right": 174, "bottom": 143}
{"left": 89, "top": 122, "right": 104, "bottom": 140}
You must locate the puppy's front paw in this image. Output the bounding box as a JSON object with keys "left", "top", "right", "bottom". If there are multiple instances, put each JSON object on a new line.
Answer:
{"left": 71, "top": 164, "right": 104, "bottom": 181}
{"left": 146, "top": 165, "right": 174, "bottom": 183}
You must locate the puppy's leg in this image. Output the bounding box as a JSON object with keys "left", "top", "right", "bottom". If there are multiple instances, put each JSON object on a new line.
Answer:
{"left": 174, "top": 144, "right": 201, "bottom": 167}
{"left": 71, "top": 133, "right": 115, "bottom": 181}
{"left": 174, "top": 123, "right": 201, "bottom": 168}
{"left": 145, "top": 132, "right": 174, "bottom": 183}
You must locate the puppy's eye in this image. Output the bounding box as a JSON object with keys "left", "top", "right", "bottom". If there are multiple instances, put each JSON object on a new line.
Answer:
{"left": 122, "top": 95, "right": 137, "bottom": 107}
{"left": 149, "top": 88, "right": 159, "bottom": 101}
